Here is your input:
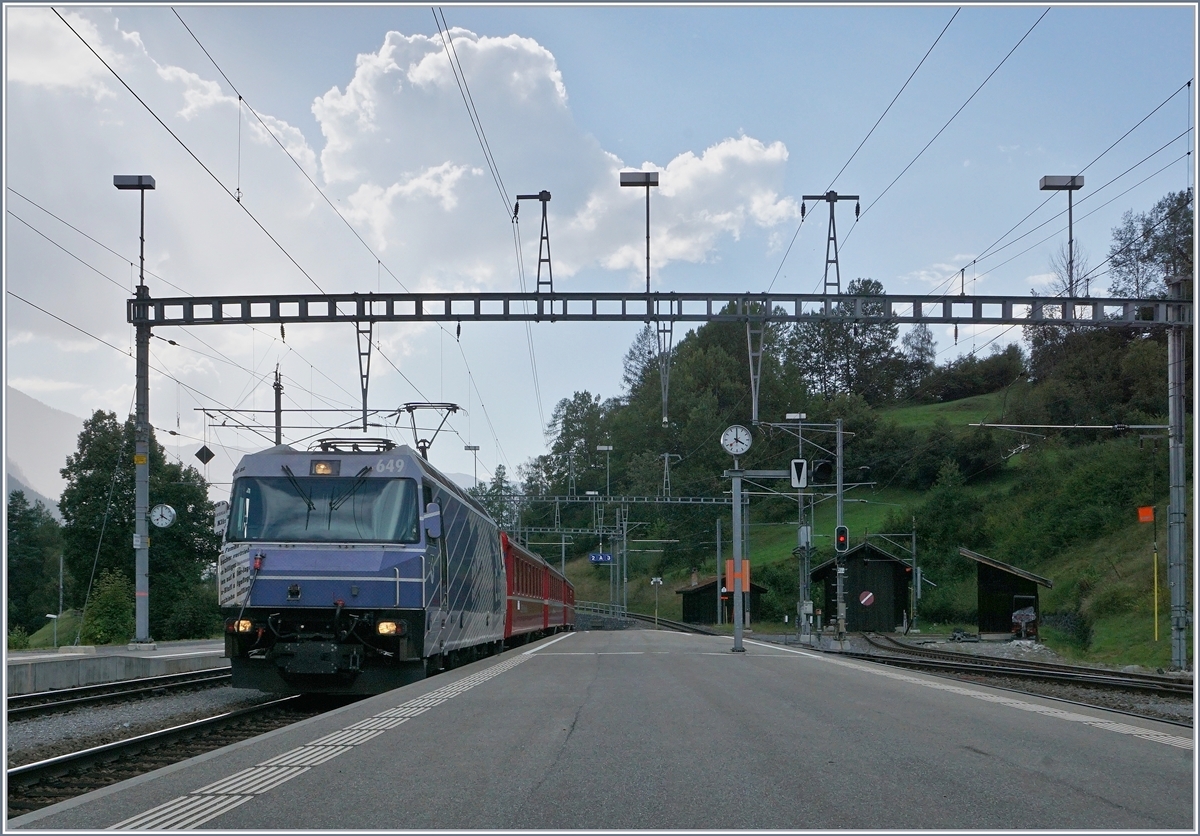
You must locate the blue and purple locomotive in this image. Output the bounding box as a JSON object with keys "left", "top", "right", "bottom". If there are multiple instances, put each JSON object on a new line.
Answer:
{"left": 217, "top": 438, "right": 569, "bottom": 695}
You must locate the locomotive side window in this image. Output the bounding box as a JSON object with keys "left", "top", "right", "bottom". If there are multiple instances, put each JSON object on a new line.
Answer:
{"left": 227, "top": 475, "right": 419, "bottom": 543}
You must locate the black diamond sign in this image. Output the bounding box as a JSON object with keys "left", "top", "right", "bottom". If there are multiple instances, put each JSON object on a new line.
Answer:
{"left": 195, "top": 445, "right": 215, "bottom": 464}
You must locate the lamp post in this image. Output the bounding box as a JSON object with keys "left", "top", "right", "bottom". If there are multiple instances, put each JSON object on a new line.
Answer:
{"left": 597, "top": 444, "right": 613, "bottom": 497}
{"left": 620, "top": 171, "right": 659, "bottom": 293}
{"left": 45, "top": 614, "right": 58, "bottom": 649}
{"left": 464, "top": 444, "right": 480, "bottom": 488}
{"left": 114, "top": 174, "right": 157, "bottom": 650}
{"left": 1039, "top": 175, "right": 1085, "bottom": 297}
{"left": 651, "top": 577, "right": 663, "bottom": 628}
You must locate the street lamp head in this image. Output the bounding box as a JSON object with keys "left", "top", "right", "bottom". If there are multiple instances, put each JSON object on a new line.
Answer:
{"left": 113, "top": 175, "right": 156, "bottom": 190}
{"left": 596, "top": 445, "right": 613, "bottom": 451}
{"left": 785, "top": 413, "right": 806, "bottom": 420}
{"left": 1039, "top": 175, "right": 1084, "bottom": 191}
{"left": 620, "top": 171, "right": 659, "bottom": 188}
{"left": 464, "top": 445, "right": 480, "bottom": 452}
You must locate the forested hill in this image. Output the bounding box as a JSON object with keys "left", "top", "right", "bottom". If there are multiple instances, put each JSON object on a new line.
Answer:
{"left": 464, "top": 190, "right": 1191, "bottom": 665}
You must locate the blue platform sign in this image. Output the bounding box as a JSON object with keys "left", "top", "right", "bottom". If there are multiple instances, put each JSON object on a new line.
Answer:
{"left": 589, "top": 553, "right": 614, "bottom": 563}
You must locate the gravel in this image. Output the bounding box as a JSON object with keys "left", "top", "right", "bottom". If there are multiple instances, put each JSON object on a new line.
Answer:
{"left": 6, "top": 687, "right": 279, "bottom": 768}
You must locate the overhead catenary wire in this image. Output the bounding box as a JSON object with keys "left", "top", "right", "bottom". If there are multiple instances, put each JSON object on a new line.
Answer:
{"left": 10, "top": 201, "right": 366, "bottom": 440}
{"left": 843, "top": 7, "right": 1050, "bottom": 248}
{"left": 767, "top": 7, "right": 960, "bottom": 294}
{"left": 53, "top": 8, "right": 326, "bottom": 294}
{"left": 912, "top": 78, "right": 1195, "bottom": 303}
{"left": 432, "top": 6, "right": 547, "bottom": 436}
{"left": 173, "top": 7, "right": 521, "bottom": 461}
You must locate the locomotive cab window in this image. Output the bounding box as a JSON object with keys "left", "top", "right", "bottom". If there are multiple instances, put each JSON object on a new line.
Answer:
{"left": 227, "top": 472, "right": 419, "bottom": 543}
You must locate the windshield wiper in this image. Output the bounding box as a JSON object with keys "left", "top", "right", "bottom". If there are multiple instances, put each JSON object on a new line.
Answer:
{"left": 281, "top": 465, "right": 316, "bottom": 530}
{"left": 330, "top": 466, "right": 373, "bottom": 512}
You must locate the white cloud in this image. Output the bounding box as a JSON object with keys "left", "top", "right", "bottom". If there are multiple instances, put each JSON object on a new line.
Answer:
{"left": 1027, "top": 271, "right": 1056, "bottom": 287}
{"left": 6, "top": 8, "right": 117, "bottom": 98}
{"left": 156, "top": 63, "right": 232, "bottom": 120}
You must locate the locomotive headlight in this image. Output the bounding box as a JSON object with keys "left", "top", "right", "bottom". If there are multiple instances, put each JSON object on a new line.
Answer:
{"left": 233, "top": 619, "right": 253, "bottom": 633}
{"left": 376, "top": 620, "right": 404, "bottom": 636}
{"left": 311, "top": 460, "right": 340, "bottom": 476}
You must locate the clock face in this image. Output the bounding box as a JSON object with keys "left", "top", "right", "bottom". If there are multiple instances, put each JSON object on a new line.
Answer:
{"left": 720, "top": 425, "right": 752, "bottom": 456}
{"left": 149, "top": 503, "right": 176, "bottom": 528}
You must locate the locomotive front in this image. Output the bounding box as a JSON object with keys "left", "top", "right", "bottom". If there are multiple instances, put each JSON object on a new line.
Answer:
{"left": 218, "top": 439, "right": 444, "bottom": 694}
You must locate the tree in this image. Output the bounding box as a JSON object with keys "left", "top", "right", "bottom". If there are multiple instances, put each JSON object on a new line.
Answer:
{"left": 468, "top": 464, "right": 517, "bottom": 527}
{"left": 900, "top": 323, "right": 937, "bottom": 395}
{"left": 80, "top": 568, "right": 134, "bottom": 645}
{"left": 6, "top": 490, "right": 64, "bottom": 635}
{"left": 783, "top": 278, "right": 903, "bottom": 404}
{"left": 1047, "top": 241, "right": 1091, "bottom": 297}
{"left": 58, "top": 410, "right": 219, "bottom": 641}
{"left": 621, "top": 324, "right": 659, "bottom": 395}
{"left": 1107, "top": 190, "right": 1193, "bottom": 298}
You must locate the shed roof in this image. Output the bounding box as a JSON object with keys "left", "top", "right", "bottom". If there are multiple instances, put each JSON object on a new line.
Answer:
{"left": 810, "top": 541, "right": 912, "bottom": 578}
{"left": 675, "top": 576, "right": 769, "bottom": 595}
{"left": 957, "top": 547, "right": 1053, "bottom": 588}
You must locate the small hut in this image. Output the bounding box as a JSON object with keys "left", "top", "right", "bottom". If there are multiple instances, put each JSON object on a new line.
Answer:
{"left": 958, "top": 547, "right": 1053, "bottom": 637}
{"left": 676, "top": 576, "right": 767, "bottom": 625}
{"left": 810, "top": 542, "right": 912, "bottom": 632}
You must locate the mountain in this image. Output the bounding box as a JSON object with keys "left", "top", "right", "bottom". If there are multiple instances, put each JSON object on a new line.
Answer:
{"left": 4, "top": 387, "right": 85, "bottom": 502}
{"left": 5, "top": 467, "right": 63, "bottom": 521}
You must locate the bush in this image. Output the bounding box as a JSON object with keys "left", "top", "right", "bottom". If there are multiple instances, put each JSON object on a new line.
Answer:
{"left": 81, "top": 569, "right": 134, "bottom": 645}
{"left": 7, "top": 625, "right": 30, "bottom": 650}
{"left": 159, "top": 583, "right": 223, "bottom": 640}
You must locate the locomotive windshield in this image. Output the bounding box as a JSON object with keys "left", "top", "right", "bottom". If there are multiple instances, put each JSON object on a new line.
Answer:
{"left": 227, "top": 472, "right": 420, "bottom": 543}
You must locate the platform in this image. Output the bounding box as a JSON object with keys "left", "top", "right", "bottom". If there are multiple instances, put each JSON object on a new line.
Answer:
{"left": 6, "top": 640, "right": 227, "bottom": 695}
{"left": 7, "top": 630, "right": 1191, "bottom": 830}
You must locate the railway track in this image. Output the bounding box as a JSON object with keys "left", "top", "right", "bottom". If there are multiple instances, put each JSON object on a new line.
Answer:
{"left": 859, "top": 633, "right": 1193, "bottom": 696}
{"left": 623, "top": 611, "right": 719, "bottom": 635}
{"left": 6, "top": 669, "right": 234, "bottom": 718}
{"left": 6, "top": 696, "right": 328, "bottom": 819}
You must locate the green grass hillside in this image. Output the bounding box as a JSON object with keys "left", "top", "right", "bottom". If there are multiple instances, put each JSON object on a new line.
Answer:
{"left": 565, "top": 395, "right": 1191, "bottom": 670}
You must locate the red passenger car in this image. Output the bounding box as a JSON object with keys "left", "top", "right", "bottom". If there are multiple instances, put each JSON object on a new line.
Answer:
{"left": 501, "top": 532, "right": 575, "bottom": 644}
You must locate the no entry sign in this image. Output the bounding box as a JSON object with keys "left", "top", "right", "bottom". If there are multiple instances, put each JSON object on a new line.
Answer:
{"left": 859, "top": 590, "right": 875, "bottom": 607}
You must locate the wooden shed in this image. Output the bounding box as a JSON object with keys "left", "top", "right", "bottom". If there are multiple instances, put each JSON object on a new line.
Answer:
{"left": 958, "top": 547, "right": 1053, "bottom": 637}
{"left": 810, "top": 543, "right": 912, "bottom": 633}
{"left": 676, "top": 576, "right": 767, "bottom": 625}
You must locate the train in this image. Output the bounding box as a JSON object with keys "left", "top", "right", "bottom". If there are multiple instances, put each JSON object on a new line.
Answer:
{"left": 216, "top": 438, "right": 574, "bottom": 695}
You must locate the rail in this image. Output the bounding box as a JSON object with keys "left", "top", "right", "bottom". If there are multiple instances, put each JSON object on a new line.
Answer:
{"left": 859, "top": 634, "right": 1193, "bottom": 697}
{"left": 7, "top": 669, "right": 233, "bottom": 718}
{"left": 575, "top": 601, "right": 628, "bottom": 618}
{"left": 6, "top": 696, "right": 311, "bottom": 818}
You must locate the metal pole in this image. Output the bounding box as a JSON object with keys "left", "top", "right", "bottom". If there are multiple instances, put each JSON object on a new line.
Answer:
{"left": 622, "top": 506, "right": 628, "bottom": 614}
{"left": 1167, "top": 275, "right": 1189, "bottom": 668}
{"left": 835, "top": 418, "right": 845, "bottom": 638}
{"left": 911, "top": 518, "right": 918, "bottom": 632}
{"left": 273, "top": 367, "right": 283, "bottom": 445}
{"left": 716, "top": 517, "right": 723, "bottom": 625}
{"left": 57, "top": 553, "right": 63, "bottom": 648}
{"left": 134, "top": 299, "right": 151, "bottom": 645}
{"left": 1067, "top": 188, "right": 1075, "bottom": 298}
{"left": 645, "top": 184, "right": 651, "bottom": 294}
{"left": 732, "top": 466, "right": 745, "bottom": 652}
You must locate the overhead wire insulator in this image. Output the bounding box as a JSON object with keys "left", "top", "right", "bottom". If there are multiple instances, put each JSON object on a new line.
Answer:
{"left": 800, "top": 202, "right": 805, "bottom": 220}
{"left": 855, "top": 202, "right": 860, "bottom": 220}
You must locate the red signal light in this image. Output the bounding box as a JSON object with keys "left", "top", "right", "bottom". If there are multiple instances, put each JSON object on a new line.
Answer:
{"left": 834, "top": 525, "right": 849, "bottom": 553}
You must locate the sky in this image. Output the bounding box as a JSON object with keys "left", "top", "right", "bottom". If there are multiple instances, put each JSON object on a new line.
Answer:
{"left": 4, "top": 3, "right": 1196, "bottom": 500}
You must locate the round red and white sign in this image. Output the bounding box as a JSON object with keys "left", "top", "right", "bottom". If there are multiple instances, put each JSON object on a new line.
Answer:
{"left": 859, "top": 590, "right": 875, "bottom": 606}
